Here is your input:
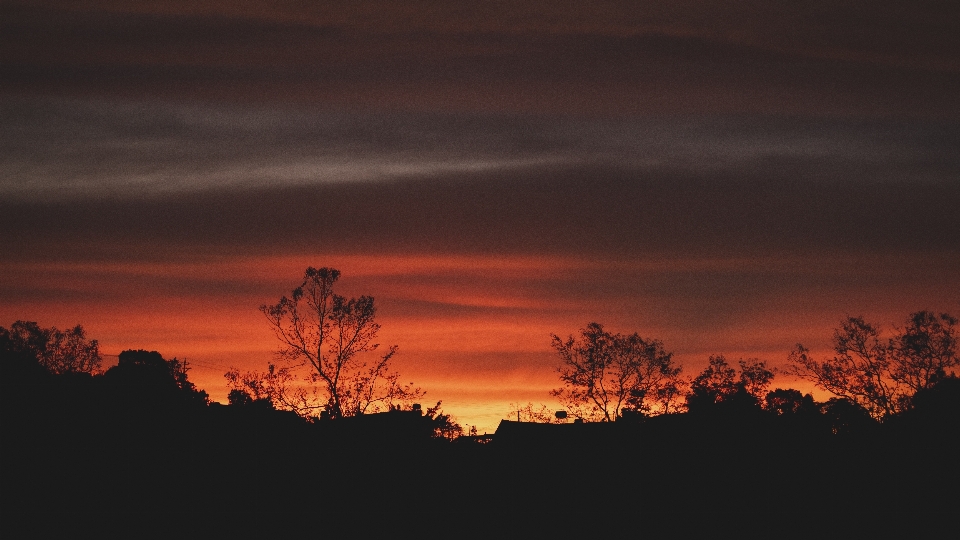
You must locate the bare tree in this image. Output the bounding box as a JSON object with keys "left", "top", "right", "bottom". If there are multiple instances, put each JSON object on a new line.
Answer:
{"left": 789, "top": 317, "right": 899, "bottom": 419}
{"left": 550, "top": 322, "right": 684, "bottom": 422}
{"left": 224, "top": 363, "right": 310, "bottom": 412}
{"left": 259, "top": 267, "right": 422, "bottom": 419}
{"left": 890, "top": 311, "right": 958, "bottom": 393}
{"left": 788, "top": 311, "right": 958, "bottom": 420}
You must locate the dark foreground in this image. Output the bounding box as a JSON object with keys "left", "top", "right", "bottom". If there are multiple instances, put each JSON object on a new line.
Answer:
{"left": 4, "top": 370, "right": 957, "bottom": 537}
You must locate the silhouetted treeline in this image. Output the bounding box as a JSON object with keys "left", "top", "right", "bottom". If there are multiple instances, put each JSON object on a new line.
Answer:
{"left": 2, "top": 321, "right": 958, "bottom": 535}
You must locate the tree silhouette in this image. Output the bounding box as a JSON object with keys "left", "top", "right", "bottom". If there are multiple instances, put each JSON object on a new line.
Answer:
{"left": 686, "top": 355, "right": 773, "bottom": 412}
{"left": 764, "top": 388, "right": 816, "bottom": 416}
{"left": 227, "top": 388, "right": 256, "bottom": 406}
{"left": 788, "top": 311, "right": 958, "bottom": 420}
{"left": 224, "top": 362, "right": 309, "bottom": 413}
{"left": 890, "top": 311, "right": 958, "bottom": 393}
{"left": 424, "top": 402, "right": 464, "bottom": 440}
{"left": 259, "top": 267, "right": 423, "bottom": 419}
{"left": 1, "top": 321, "right": 101, "bottom": 375}
{"left": 550, "top": 322, "right": 684, "bottom": 421}
{"left": 899, "top": 375, "right": 960, "bottom": 428}
{"left": 819, "top": 397, "right": 876, "bottom": 435}
{"left": 687, "top": 354, "right": 773, "bottom": 411}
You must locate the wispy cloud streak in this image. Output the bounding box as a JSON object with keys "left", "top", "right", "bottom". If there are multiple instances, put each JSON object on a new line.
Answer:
{"left": 3, "top": 96, "right": 959, "bottom": 201}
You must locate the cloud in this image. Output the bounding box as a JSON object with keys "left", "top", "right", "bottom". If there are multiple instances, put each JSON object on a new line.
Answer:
{"left": 7, "top": 1, "right": 960, "bottom": 69}
{"left": 3, "top": 96, "right": 959, "bottom": 202}
{"left": 4, "top": 165, "right": 960, "bottom": 265}
{"left": 4, "top": 2, "right": 959, "bottom": 114}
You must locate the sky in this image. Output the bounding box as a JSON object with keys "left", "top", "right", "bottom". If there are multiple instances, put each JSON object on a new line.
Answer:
{"left": 2, "top": 0, "right": 959, "bottom": 432}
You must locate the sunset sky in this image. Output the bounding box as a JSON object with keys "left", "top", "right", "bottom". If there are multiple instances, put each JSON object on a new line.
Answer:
{"left": 3, "top": 0, "right": 959, "bottom": 432}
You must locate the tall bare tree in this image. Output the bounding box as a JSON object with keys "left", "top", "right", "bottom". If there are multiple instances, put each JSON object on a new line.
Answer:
{"left": 260, "top": 267, "right": 422, "bottom": 418}
{"left": 550, "top": 322, "right": 684, "bottom": 421}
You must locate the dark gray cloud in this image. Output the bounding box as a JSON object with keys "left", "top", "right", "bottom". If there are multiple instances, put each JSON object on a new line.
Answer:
{"left": 4, "top": 0, "right": 958, "bottom": 208}
{"left": 4, "top": 1, "right": 959, "bottom": 115}
{"left": 4, "top": 162, "right": 959, "bottom": 267}
{"left": 3, "top": 96, "right": 959, "bottom": 201}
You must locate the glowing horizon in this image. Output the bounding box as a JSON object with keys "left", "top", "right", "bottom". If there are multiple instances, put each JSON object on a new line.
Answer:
{"left": 4, "top": 251, "right": 955, "bottom": 432}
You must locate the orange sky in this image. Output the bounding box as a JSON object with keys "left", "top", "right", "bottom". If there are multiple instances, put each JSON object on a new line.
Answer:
{"left": 3, "top": 251, "right": 956, "bottom": 432}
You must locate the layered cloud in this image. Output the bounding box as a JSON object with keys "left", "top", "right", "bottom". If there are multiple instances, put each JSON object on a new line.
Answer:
{"left": 4, "top": 95, "right": 959, "bottom": 202}
{"left": 4, "top": 1, "right": 959, "bottom": 114}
